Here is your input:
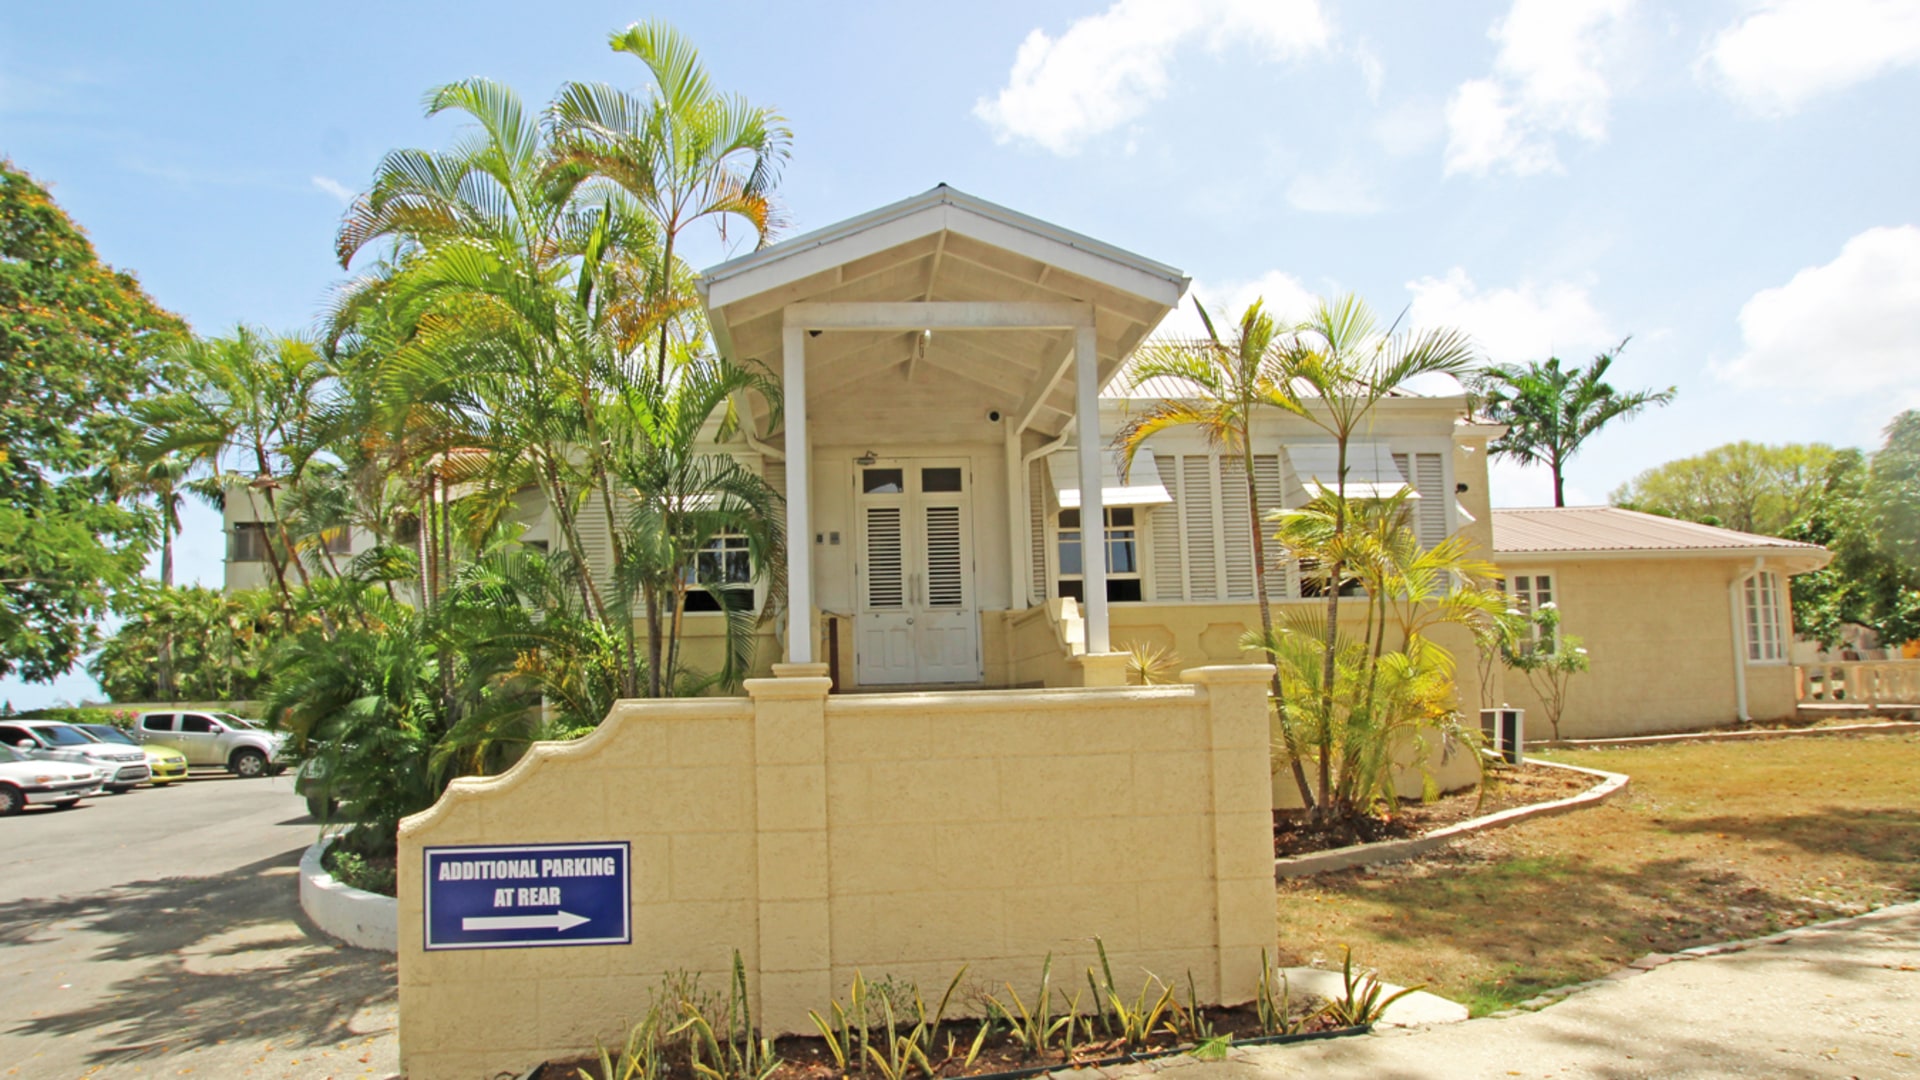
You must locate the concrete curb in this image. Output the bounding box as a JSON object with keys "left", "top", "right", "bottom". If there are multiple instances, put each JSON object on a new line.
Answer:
{"left": 1274, "top": 759, "right": 1630, "bottom": 880}
{"left": 1540, "top": 719, "right": 1920, "bottom": 750}
{"left": 299, "top": 834, "right": 399, "bottom": 953}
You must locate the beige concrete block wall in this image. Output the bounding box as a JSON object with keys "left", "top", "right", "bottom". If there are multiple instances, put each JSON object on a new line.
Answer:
{"left": 1745, "top": 663, "right": 1798, "bottom": 722}
{"left": 397, "top": 666, "right": 1278, "bottom": 1080}
{"left": 1494, "top": 557, "right": 1751, "bottom": 738}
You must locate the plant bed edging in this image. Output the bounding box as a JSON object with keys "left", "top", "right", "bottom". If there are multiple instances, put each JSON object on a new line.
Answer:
{"left": 1540, "top": 718, "right": 1920, "bottom": 750}
{"left": 1274, "top": 759, "right": 1630, "bottom": 880}
{"left": 299, "top": 833, "right": 399, "bottom": 953}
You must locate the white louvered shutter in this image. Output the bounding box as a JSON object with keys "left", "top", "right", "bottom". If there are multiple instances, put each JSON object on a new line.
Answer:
{"left": 1414, "top": 453, "right": 1448, "bottom": 549}
{"left": 1028, "top": 459, "right": 1047, "bottom": 605}
{"left": 1180, "top": 454, "right": 1220, "bottom": 600}
{"left": 1150, "top": 458, "right": 1185, "bottom": 600}
{"left": 763, "top": 461, "right": 786, "bottom": 510}
{"left": 864, "top": 507, "right": 905, "bottom": 610}
{"left": 923, "top": 505, "right": 964, "bottom": 608}
{"left": 1220, "top": 455, "right": 1255, "bottom": 599}
{"left": 1252, "top": 453, "right": 1290, "bottom": 600}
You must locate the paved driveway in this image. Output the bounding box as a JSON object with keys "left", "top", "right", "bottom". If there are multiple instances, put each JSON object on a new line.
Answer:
{"left": 0, "top": 774, "right": 398, "bottom": 1079}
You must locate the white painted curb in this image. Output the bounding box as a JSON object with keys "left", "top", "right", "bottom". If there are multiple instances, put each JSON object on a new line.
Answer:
{"left": 299, "top": 834, "right": 399, "bottom": 953}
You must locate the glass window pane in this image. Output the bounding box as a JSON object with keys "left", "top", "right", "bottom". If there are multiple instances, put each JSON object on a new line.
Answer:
{"left": 862, "top": 468, "right": 904, "bottom": 495}
{"left": 1110, "top": 507, "right": 1134, "bottom": 528}
{"left": 1108, "top": 536, "right": 1137, "bottom": 574}
{"left": 1058, "top": 533, "right": 1082, "bottom": 576}
{"left": 1059, "top": 509, "right": 1080, "bottom": 529}
{"left": 921, "top": 467, "right": 963, "bottom": 493}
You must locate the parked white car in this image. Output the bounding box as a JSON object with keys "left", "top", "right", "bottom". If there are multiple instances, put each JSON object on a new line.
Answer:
{"left": 0, "top": 743, "right": 101, "bottom": 814}
{"left": 131, "top": 711, "right": 288, "bottom": 778}
{"left": 0, "top": 720, "right": 151, "bottom": 792}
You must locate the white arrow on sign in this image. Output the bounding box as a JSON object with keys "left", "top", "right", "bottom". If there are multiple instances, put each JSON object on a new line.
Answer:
{"left": 462, "top": 910, "right": 591, "bottom": 933}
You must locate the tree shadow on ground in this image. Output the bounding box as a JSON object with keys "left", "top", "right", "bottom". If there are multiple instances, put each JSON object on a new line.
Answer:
{"left": 1, "top": 847, "right": 396, "bottom": 1067}
{"left": 1662, "top": 805, "right": 1920, "bottom": 871}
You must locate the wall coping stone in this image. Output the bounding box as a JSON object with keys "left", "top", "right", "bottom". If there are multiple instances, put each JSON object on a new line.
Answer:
{"left": 299, "top": 833, "right": 398, "bottom": 953}
{"left": 1541, "top": 719, "right": 1920, "bottom": 749}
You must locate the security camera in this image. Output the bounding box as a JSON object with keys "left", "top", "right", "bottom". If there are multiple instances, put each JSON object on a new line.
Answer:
{"left": 988, "top": 409, "right": 1003, "bottom": 422}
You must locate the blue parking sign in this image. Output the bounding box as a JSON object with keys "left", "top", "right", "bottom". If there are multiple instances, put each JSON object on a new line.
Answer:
{"left": 423, "top": 842, "right": 631, "bottom": 950}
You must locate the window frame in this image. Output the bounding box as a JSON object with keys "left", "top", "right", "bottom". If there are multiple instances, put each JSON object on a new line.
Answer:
{"left": 1743, "top": 570, "right": 1787, "bottom": 664}
{"left": 230, "top": 522, "right": 273, "bottom": 563}
{"left": 682, "top": 531, "right": 758, "bottom": 614}
{"left": 1054, "top": 506, "right": 1146, "bottom": 604}
{"left": 1503, "top": 569, "right": 1559, "bottom": 646}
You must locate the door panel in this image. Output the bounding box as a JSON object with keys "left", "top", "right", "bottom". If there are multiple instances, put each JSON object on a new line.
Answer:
{"left": 853, "top": 461, "right": 981, "bottom": 686}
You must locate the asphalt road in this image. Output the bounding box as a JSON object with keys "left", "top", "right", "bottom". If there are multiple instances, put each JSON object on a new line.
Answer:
{"left": 0, "top": 772, "right": 399, "bottom": 1079}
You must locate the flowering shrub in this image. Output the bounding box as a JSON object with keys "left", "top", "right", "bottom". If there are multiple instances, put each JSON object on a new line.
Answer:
{"left": 1501, "top": 603, "right": 1590, "bottom": 741}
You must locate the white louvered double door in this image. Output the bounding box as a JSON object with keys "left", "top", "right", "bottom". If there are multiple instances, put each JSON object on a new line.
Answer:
{"left": 854, "top": 461, "right": 980, "bottom": 686}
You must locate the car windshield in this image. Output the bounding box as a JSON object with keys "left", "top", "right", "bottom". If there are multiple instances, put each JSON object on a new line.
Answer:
{"left": 34, "top": 725, "right": 93, "bottom": 746}
{"left": 216, "top": 714, "right": 263, "bottom": 730}
{"left": 78, "top": 724, "right": 138, "bottom": 746}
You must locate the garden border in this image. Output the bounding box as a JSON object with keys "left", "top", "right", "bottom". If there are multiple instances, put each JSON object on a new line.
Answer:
{"left": 1540, "top": 719, "right": 1920, "bottom": 750}
{"left": 1273, "top": 759, "right": 1630, "bottom": 880}
{"left": 299, "top": 833, "right": 399, "bottom": 953}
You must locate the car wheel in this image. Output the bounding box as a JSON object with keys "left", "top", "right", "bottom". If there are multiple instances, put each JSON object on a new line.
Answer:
{"left": 52, "top": 800, "right": 79, "bottom": 810}
{"left": 230, "top": 749, "right": 269, "bottom": 779}
{"left": 0, "top": 785, "right": 21, "bottom": 816}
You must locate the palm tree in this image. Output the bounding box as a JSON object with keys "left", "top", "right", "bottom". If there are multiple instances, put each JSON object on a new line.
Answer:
{"left": 139, "top": 328, "right": 330, "bottom": 622}
{"left": 1470, "top": 342, "right": 1675, "bottom": 507}
{"left": 1268, "top": 294, "right": 1479, "bottom": 816}
{"left": 550, "top": 18, "right": 792, "bottom": 381}
{"left": 1115, "top": 297, "right": 1313, "bottom": 808}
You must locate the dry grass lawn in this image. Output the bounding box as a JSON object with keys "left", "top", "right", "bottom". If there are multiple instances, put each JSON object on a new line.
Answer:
{"left": 1273, "top": 733, "right": 1920, "bottom": 1016}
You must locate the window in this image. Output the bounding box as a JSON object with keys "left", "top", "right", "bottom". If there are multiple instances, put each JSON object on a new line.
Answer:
{"left": 1745, "top": 571, "right": 1786, "bottom": 662}
{"left": 180, "top": 715, "right": 217, "bottom": 734}
{"left": 0, "top": 725, "right": 34, "bottom": 748}
{"left": 921, "top": 467, "right": 963, "bottom": 493}
{"left": 230, "top": 523, "right": 273, "bottom": 562}
{"left": 861, "top": 468, "right": 904, "bottom": 495}
{"left": 1057, "top": 508, "right": 1143, "bottom": 603}
{"left": 320, "top": 528, "right": 352, "bottom": 555}
{"left": 141, "top": 714, "right": 176, "bottom": 732}
{"left": 683, "top": 533, "right": 755, "bottom": 613}
{"left": 1505, "top": 572, "right": 1557, "bottom": 645}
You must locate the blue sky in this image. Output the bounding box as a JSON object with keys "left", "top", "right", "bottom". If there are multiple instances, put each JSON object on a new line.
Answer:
{"left": 5, "top": 0, "right": 1918, "bottom": 706}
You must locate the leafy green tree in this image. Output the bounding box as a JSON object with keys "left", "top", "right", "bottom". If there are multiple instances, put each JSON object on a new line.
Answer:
{"left": 1610, "top": 441, "right": 1836, "bottom": 536}
{"left": 1785, "top": 440, "right": 1920, "bottom": 650}
{"left": 1115, "top": 297, "right": 1315, "bottom": 808}
{"left": 1868, "top": 410, "right": 1920, "bottom": 567}
{"left": 89, "top": 584, "right": 280, "bottom": 702}
{"left": 1471, "top": 343, "right": 1675, "bottom": 507}
{"left": 0, "top": 159, "right": 187, "bottom": 681}
{"left": 1500, "top": 603, "right": 1589, "bottom": 741}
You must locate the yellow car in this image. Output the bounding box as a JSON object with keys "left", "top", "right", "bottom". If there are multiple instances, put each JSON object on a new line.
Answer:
{"left": 77, "top": 723, "right": 190, "bottom": 785}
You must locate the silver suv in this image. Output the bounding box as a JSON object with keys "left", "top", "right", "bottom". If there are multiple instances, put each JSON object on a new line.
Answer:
{"left": 132, "top": 711, "right": 287, "bottom": 778}
{"left": 0, "top": 720, "right": 151, "bottom": 793}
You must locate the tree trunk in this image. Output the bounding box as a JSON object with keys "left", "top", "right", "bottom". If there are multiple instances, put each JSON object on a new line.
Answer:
{"left": 1316, "top": 440, "right": 1351, "bottom": 818}
{"left": 157, "top": 517, "right": 177, "bottom": 701}
{"left": 1244, "top": 440, "right": 1314, "bottom": 810}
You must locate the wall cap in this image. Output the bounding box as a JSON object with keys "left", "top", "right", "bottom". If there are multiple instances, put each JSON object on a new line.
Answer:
{"left": 1181, "top": 664, "right": 1277, "bottom": 686}
{"left": 745, "top": 676, "right": 833, "bottom": 701}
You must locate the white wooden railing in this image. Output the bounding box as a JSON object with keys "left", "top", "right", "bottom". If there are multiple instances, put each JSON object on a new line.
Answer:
{"left": 1796, "top": 660, "right": 1920, "bottom": 706}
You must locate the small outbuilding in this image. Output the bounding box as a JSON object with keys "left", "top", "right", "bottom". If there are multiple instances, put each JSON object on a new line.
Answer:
{"left": 1490, "top": 506, "right": 1832, "bottom": 739}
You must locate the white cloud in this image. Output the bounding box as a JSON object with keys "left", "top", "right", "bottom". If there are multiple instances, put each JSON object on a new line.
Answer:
{"left": 311, "top": 175, "right": 355, "bottom": 204}
{"left": 1701, "top": 0, "right": 1920, "bottom": 115}
{"left": 1406, "top": 268, "right": 1616, "bottom": 365}
{"left": 974, "top": 0, "right": 1331, "bottom": 154}
{"left": 1151, "top": 270, "right": 1321, "bottom": 340}
{"left": 1443, "top": 0, "right": 1634, "bottom": 177}
{"left": 1285, "top": 163, "right": 1384, "bottom": 215}
{"left": 1489, "top": 456, "right": 1598, "bottom": 508}
{"left": 1373, "top": 98, "right": 1446, "bottom": 158}
{"left": 1716, "top": 225, "right": 1920, "bottom": 398}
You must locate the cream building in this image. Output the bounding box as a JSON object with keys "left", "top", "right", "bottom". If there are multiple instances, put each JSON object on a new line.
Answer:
{"left": 224, "top": 186, "right": 1829, "bottom": 736}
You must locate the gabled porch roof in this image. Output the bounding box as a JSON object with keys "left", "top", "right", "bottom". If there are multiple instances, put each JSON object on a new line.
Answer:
{"left": 697, "top": 185, "right": 1190, "bottom": 438}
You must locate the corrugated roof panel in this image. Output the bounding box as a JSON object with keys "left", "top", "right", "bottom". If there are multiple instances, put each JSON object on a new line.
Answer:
{"left": 1492, "top": 507, "right": 1824, "bottom": 554}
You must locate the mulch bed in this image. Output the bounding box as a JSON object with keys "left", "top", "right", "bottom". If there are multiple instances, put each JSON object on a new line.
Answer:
{"left": 1272, "top": 762, "right": 1592, "bottom": 857}
{"left": 539, "top": 1003, "right": 1356, "bottom": 1080}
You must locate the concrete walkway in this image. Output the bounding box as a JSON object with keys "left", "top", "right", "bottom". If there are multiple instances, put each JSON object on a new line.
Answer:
{"left": 1112, "top": 902, "right": 1920, "bottom": 1080}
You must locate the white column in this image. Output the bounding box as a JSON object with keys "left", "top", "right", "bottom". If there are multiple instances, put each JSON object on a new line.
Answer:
{"left": 1005, "top": 424, "right": 1026, "bottom": 609}
{"left": 783, "top": 325, "right": 812, "bottom": 664}
{"left": 1074, "top": 321, "right": 1109, "bottom": 653}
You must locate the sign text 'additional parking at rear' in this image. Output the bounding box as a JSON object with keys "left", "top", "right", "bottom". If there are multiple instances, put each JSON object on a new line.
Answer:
{"left": 423, "top": 842, "right": 630, "bottom": 950}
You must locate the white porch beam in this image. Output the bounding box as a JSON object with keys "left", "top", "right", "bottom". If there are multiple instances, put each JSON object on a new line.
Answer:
{"left": 782, "top": 325, "right": 812, "bottom": 664}
{"left": 1075, "top": 321, "right": 1109, "bottom": 654}
{"left": 786, "top": 301, "right": 1092, "bottom": 332}
{"left": 1016, "top": 345, "right": 1077, "bottom": 434}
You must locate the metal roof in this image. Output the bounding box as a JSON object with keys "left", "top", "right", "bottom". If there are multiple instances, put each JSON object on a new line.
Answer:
{"left": 1493, "top": 506, "right": 1830, "bottom": 568}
